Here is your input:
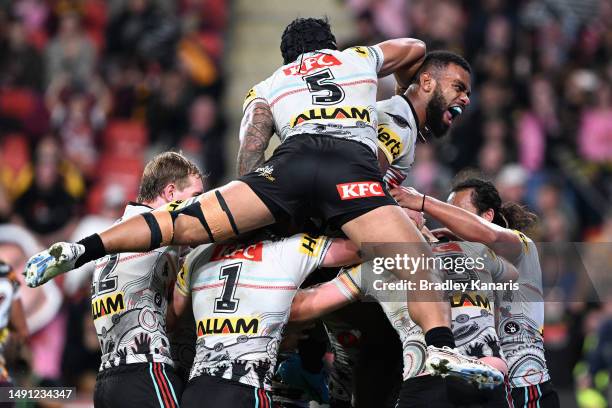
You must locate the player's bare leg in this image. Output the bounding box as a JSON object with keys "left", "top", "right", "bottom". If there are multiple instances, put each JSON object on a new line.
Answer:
{"left": 341, "top": 205, "right": 450, "bottom": 332}
{"left": 24, "top": 181, "right": 275, "bottom": 286}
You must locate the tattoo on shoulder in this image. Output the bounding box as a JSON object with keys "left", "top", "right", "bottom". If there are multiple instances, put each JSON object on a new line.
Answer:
{"left": 237, "top": 102, "right": 274, "bottom": 176}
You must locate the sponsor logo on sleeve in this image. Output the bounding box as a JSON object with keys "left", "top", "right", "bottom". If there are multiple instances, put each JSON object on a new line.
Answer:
{"left": 299, "top": 234, "right": 325, "bottom": 257}
{"left": 350, "top": 46, "right": 369, "bottom": 57}
{"left": 243, "top": 87, "right": 257, "bottom": 108}
{"left": 377, "top": 125, "right": 403, "bottom": 161}
{"left": 283, "top": 53, "right": 342, "bottom": 76}
{"left": 336, "top": 181, "right": 385, "bottom": 200}
{"left": 210, "top": 243, "right": 264, "bottom": 262}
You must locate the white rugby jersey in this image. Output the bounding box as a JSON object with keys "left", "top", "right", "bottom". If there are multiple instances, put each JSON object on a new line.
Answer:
{"left": 92, "top": 203, "right": 180, "bottom": 371}
{"left": 242, "top": 46, "right": 384, "bottom": 153}
{"left": 495, "top": 231, "right": 549, "bottom": 387}
{"left": 176, "top": 233, "right": 331, "bottom": 390}
{"left": 377, "top": 95, "right": 418, "bottom": 178}
{"left": 333, "top": 240, "right": 509, "bottom": 381}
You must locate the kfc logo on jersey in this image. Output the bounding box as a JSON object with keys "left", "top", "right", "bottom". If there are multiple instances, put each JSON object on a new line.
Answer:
{"left": 336, "top": 182, "right": 385, "bottom": 200}
{"left": 210, "top": 243, "right": 264, "bottom": 262}
{"left": 283, "top": 53, "right": 342, "bottom": 76}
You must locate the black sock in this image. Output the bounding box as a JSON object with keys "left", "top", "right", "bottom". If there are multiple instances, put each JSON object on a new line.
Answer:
{"left": 424, "top": 326, "right": 456, "bottom": 349}
{"left": 75, "top": 234, "right": 107, "bottom": 267}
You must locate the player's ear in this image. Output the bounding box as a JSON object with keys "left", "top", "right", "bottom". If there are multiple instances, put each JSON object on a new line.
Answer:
{"left": 482, "top": 208, "right": 495, "bottom": 223}
{"left": 162, "top": 183, "right": 176, "bottom": 202}
{"left": 419, "top": 71, "right": 436, "bottom": 94}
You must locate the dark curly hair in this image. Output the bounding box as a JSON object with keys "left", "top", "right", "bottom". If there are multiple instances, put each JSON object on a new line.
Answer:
{"left": 280, "top": 17, "right": 337, "bottom": 64}
{"left": 451, "top": 178, "right": 537, "bottom": 233}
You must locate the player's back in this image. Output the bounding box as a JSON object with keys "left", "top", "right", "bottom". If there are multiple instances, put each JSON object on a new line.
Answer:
{"left": 92, "top": 203, "right": 180, "bottom": 371}
{"left": 179, "top": 233, "right": 331, "bottom": 390}
{"left": 244, "top": 46, "right": 383, "bottom": 152}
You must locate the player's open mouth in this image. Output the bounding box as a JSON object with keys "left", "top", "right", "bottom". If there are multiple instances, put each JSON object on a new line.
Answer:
{"left": 443, "top": 106, "right": 463, "bottom": 125}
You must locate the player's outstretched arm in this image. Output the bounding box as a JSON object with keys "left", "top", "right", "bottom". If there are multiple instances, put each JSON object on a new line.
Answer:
{"left": 390, "top": 186, "right": 524, "bottom": 262}
{"left": 24, "top": 182, "right": 275, "bottom": 287}
{"left": 237, "top": 101, "right": 275, "bottom": 176}
{"left": 289, "top": 280, "right": 355, "bottom": 322}
{"left": 377, "top": 38, "right": 426, "bottom": 87}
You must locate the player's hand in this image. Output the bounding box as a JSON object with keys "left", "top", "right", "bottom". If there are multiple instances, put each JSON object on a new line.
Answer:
{"left": 390, "top": 186, "right": 424, "bottom": 211}
{"left": 402, "top": 208, "right": 425, "bottom": 230}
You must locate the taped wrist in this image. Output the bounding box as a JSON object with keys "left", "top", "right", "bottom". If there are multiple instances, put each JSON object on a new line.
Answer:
{"left": 76, "top": 234, "right": 107, "bottom": 267}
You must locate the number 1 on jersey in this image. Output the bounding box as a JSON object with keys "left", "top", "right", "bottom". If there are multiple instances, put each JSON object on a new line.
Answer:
{"left": 214, "top": 262, "right": 242, "bottom": 313}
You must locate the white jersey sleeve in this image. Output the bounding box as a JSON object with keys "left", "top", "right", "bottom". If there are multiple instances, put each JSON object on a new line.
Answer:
{"left": 242, "top": 79, "right": 272, "bottom": 114}
{"left": 176, "top": 244, "right": 215, "bottom": 296}
{"left": 376, "top": 95, "right": 418, "bottom": 188}
{"left": 332, "top": 266, "right": 364, "bottom": 301}
{"left": 484, "top": 248, "right": 509, "bottom": 283}
{"left": 271, "top": 234, "right": 332, "bottom": 286}
{"left": 344, "top": 45, "right": 384, "bottom": 74}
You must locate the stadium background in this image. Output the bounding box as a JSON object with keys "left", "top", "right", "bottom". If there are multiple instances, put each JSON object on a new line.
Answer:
{"left": 0, "top": 0, "right": 611, "bottom": 406}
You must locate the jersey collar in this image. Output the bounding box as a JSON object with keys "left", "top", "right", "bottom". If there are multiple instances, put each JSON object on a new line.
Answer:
{"left": 399, "top": 94, "right": 420, "bottom": 131}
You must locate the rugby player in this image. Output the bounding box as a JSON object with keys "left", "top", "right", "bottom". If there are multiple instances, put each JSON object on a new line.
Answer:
{"left": 288, "top": 221, "right": 517, "bottom": 407}
{"left": 0, "top": 260, "right": 28, "bottom": 407}
{"left": 36, "top": 152, "right": 204, "bottom": 408}
{"left": 391, "top": 178, "right": 560, "bottom": 407}
{"left": 24, "top": 17, "right": 491, "bottom": 382}
{"left": 171, "top": 232, "right": 360, "bottom": 407}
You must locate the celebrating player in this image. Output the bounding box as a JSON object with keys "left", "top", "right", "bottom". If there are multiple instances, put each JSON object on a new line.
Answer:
{"left": 24, "top": 17, "right": 491, "bottom": 382}
{"left": 93, "top": 152, "right": 204, "bottom": 408}
{"left": 391, "top": 178, "right": 560, "bottom": 407}
{"left": 288, "top": 222, "right": 516, "bottom": 406}
{"left": 172, "top": 232, "right": 359, "bottom": 407}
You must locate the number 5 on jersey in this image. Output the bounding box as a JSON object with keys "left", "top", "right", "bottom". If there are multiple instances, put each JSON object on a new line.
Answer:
{"left": 214, "top": 262, "right": 242, "bottom": 313}
{"left": 304, "top": 68, "right": 345, "bottom": 105}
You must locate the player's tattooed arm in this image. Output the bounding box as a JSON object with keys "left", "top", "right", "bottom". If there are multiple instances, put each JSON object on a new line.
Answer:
{"left": 237, "top": 101, "right": 275, "bottom": 176}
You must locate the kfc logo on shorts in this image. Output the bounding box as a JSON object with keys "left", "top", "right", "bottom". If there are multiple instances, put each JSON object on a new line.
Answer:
{"left": 336, "top": 181, "right": 385, "bottom": 200}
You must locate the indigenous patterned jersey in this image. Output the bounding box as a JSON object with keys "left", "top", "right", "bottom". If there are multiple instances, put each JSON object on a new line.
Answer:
{"left": 377, "top": 95, "right": 418, "bottom": 184}
{"left": 333, "top": 240, "right": 509, "bottom": 380}
{"left": 433, "top": 242, "right": 507, "bottom": 361}
{"left": 0, "top": 268, "right": 19, "bottom": 381}
{"left": 176, "top": 234, "right": 331, "bottom": 390}
{"left": 92, "top": 203, "right": 180, "bottom": 371}
{"left": 243, "top": 46, "right": 384, "bottom": 153}
{"left": 495, "top": 231, "right": 550, "bottom": 387}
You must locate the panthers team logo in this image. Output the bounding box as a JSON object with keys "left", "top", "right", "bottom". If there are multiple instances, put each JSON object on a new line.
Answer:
{"left": 255, "top": 165, "right": 275, "bottom": 182}
{"left": 504, "top": 321, "right": 521, "bottom": 335}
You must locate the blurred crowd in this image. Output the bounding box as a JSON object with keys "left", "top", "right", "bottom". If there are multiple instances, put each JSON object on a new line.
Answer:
{"left": 0, "top": 0, "right": 228, "bottom": 405}
{"left": 1, "top": 0, "right": 612, "bottom": 405}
